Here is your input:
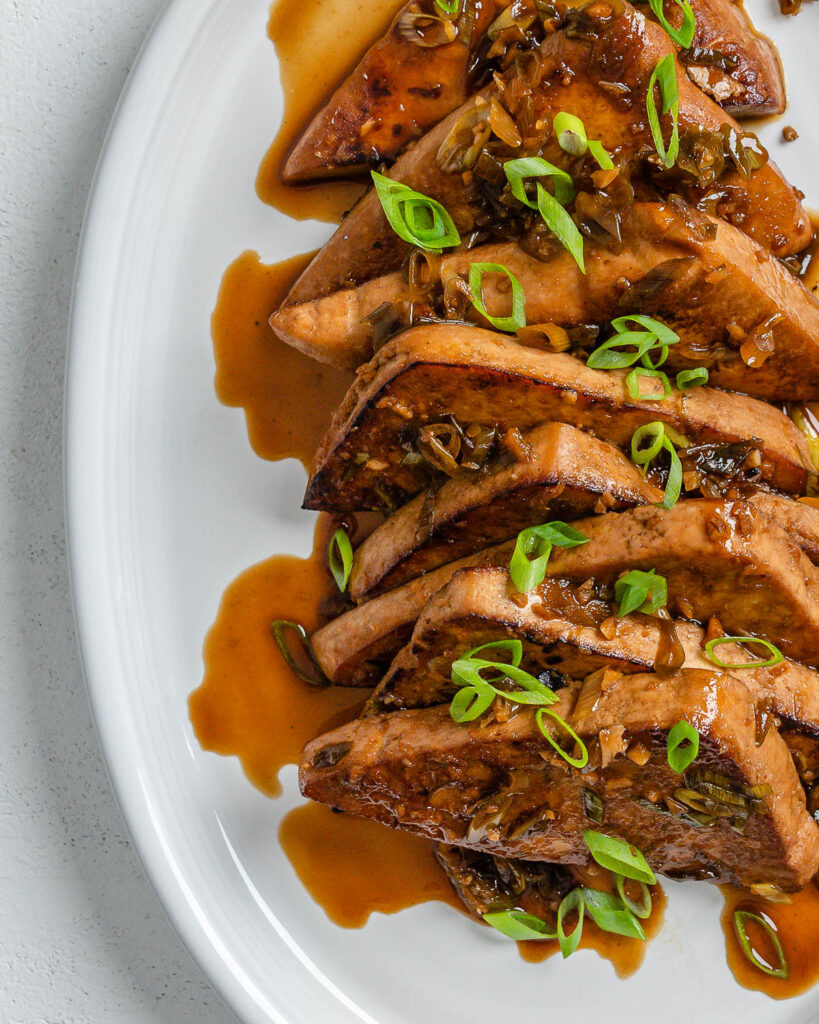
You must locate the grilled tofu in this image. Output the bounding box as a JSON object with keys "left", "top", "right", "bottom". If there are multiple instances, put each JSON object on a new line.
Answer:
{"left": 312, "top": 499, "right": 819, "bottom": 684}
{"left": 301, "top": 669, "right": 819, "bottom": 889}
{"left": 349, "top": 422, "right": 662, "bottom": 599}
{"left": 304, "top": 326, "right": 811, "bottom": 511}
{"left": 284, "top": 1, "right": 808, "bottom": 307}
{"left": 273, "top": 202, "right": 819, "bottom": 402}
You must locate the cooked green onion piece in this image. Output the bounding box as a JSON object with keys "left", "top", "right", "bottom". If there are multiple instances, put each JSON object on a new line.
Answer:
{"left": 630, "top": 421, "right": 683, "bottom": 509}
{"left": 449, "top": 652, "right": 559, "bottom": 723}
{"left": 648, "top": 0, "right": 696, "bottom": 48}
{"left": 667, "top": 719, "right": 700, "bottom": 773}
{"left": 536, "top": 707, "right": 589, "bottom": 768}
{"left": 553, "top": 112, "right": 614, "bottom": 169}
{"left": 615, "top": 875, "right": 653, "bottom": 920}
{"left": 587, "top": 139, "right": 615, "bottom": 171}
{"left": 449, "top": 678, "right": 495, "bottom": 722}
{"left": 371, "top": 171, "right": 461, "bottom": 252}
{"left": 483, "top": 908, "right": 557, "bottom": 940}
{"left": 582, "top": 888, "right": 646, "bottom": 939}
{"left": 328, "top": 528, "right": 353, "bottom": 591}
{"left": 586, "top": 315, "right": 679, "bottom": 370}
{"left": 557, "top": 888, "right": 585, "bottom": 958}
{"left": 626, "top": 367, "right": 671, "bottom": 401}
{"left": 733, "top": 910, "right": 789, "bottom": 979}
{"left": 614, "top": 568, "right": 668, "bottom": 618}
{"left": 434, "top": 0, "right": 461, "bottom": 12}
{"left": 704, "top": 636, "right": 784, "bottom": 669}
{"left": 270, "top": 620, "right": 328, "bottom": 686}
{"left": 646, "top": 55, "right": 680, "bottom": 169}
{"left": 583, "top": 831, "right": 658, "bottom": 885}
{"left": 676, "top": 367, "right": 709, "bottom": 390}
{"left": 469, "top": 262, "right": 526, "bottom": 332}
{"left": 509, "top": 520, "right": 590, "bottom": 592}
{"left": 463, "top": 638, "right": 523, "bottom": 665}
{"left": 503, "top": 156, "right": 575, "bottom": 208}
{"left": 537, "top": 184, "right": 586, "bottom": 274}
{"left": 611, "top": 315, "right": 679, "bottom": 346}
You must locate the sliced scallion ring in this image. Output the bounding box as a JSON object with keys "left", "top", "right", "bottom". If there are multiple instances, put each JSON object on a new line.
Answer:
{"left": 557, "top": 888, "right": 585, "bottom": 958}
{"left": 583, "top": 831, "right": 658, "bottom": 885}
{"left": 582, "top": 888, "right": 646, "bottom": 939}
{"left": 631, "top": 422, "right": 666, "bottom": 465}
{"left": 610, "top": 315, "right": 679, "bottom": 346}
{"left": 328, "top": 528, "right": 353, "bottom": 591}
{"left": 503, "top": 155, "right": 575, "bottom": 208}
{"left": 676, "top": 367, "right": 709, "bottom": 390}
{"left": 615, "top": 875, "right": 653, "bottom": 920}
{"left": 536, "top": 707, "right": 589, "bottom": 768}
{"left": 270, "top": 620, "right": 329, "bottom": 686}
{"left": 587, "top": 138, "right": 615, "bottom": 171}
{"left": 483, "top": 908, "right": 557, "bottom": 940}
{"left": 646, "top": 54, "right": 680, "bottom": 169}
{"left": 508, "top": 520, "right": 589, "bottom": 592}
{"left": 468, "top": 262, "right": 526, "bottom": 332}
{"left": 463, "top": 638, "right": 523, "bottom": 665}
{"left": 704, "top": 636, "right": 784, "bottom": 669}
{"left": 733, "top": 910, "right": 789, "bottom": 979}
{"left": 371, "top": 171, "right": 461, "bottom": 252}
{"left": 614, "top": 568, "right": 668, "bottom": 618}
{"left": 537, "top": 183, "right": 585, "bottom": 273}
{"left": 649, "top": 0, "right": 696, "bottom": 48}
{"left": 554, "top": 111, "right": 588, "bottom": 156}
{"left": 434, "top": 0, "right": 461, "bottom": 13}
{"left": 667, "top": 719, "right": 700, "bottom": 773}
{"left": 626, "top": 367, "right": 671, "bottom": 401}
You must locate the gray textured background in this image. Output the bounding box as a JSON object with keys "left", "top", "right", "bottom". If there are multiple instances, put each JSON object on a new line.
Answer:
{"left": 0, "top": 2, "right": 238, "bottom": 1020}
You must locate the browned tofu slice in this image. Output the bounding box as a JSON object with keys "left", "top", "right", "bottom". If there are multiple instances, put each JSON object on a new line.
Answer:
{"left": 369, "top": 564, "right": 819, "bottom": 733}
{"left": 349, "top": 422, "right": 662, "bottom": 600}
{"left": 304, "top": 326, "right": 811, "bottom": 511}
{"left": 285, "top": 1, "right": 808, "bottom": 307}
{"left": 749, "top": 494, "right": 819, "bottom": 565}
{"left": 300, "top": 669, "right": 819, "bottom": 889}
{"left": 272, "top": 202, "right": 819, "bottom": 401}
{"left": 312, "top": 499, "right": 819, "bottom": 684}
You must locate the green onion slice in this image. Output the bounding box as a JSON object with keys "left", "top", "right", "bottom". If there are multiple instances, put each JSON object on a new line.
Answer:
{"left": 434, "top": 0, "right": 461, "bottom": 12}
{"left": 463, "top": 638, "right": 523, "bottom": 666}
{"left": 611, "top": 315, "right": 679, "bottom": 346}
{"left": 646, "top": 54, "right": 680, "bottom": 169}
{"left": 449, "top": 678, "right": 495, "bottom": 723}
{"left": 536, "top": 707, "right": 589, "bottom": 768}
{"left": 615, "top": 875, "right": 653, "bottom": 920}
{"left": 449, "top": 654, "right": 559, "bottom": 723}
{"left": 733, "top": 910, "right": 789, "bottom": 979}
{"left": 553, "top": 112, "right": 615, "bottom": 170}
{"left": 537, "top": 184, "right": 586, "bottom": 274}
{"left": 649, "top": 0, "right": 696, "bottom": 48}
{"left": 626, "top": 367, "right": 671, "bottom": 401}
{"left": 614, "top": 568, "right": 668, "bottom": 618}
{"left": 468, "top": 262, "right": 526, "bottom": 332}
{"left": 557, "top": 888, "right": 585, "bottom": 958}
{"left": 270, "top": 620, "right": 329, "bottom": 686}
{"left": 583, "top": 831, "right": 658, "bottom": 885}
{"left": 503, "top": 156, "right": 575, "bottom": 208}
{"left": 483, "top": 908, "right": 557, "bottom": 940}
{"left": 630, "top": 421, "right": 683, "bottom": 509}
{"left": 582, "top": 888, "right": 646, "bottom": 940}
{"left": 587, "top": 138, "right": 615, "bottom": 171}
{"left": 371, "top": 171, "right": 461, "bottom": 252}
{"left": 509, "top": 520, "right": 590, "bottom": 593}
{"left": 667, "top": 719, "right": 700, "bottom": 773}
{"left": 676, "top": 367, "right": 709, "bottom": 390}
{"left": 328, "top": 528, "right": 353, "bottom": 591}
{"left": 586, "top": 315, "right": 679, "bottom": 370}
{"left": 704, "top": 636, "right": 784, "bottom": 669}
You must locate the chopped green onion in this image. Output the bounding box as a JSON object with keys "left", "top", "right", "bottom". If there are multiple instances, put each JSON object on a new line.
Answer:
{"left": 582, "top": 888, "right": 646, "bottom": 939}
{"left": 468, "top": 262, "right": 526, "bottom": 332}
{"left": 503, "top": 156, "right": 575, "bottom": 208}
{"left": 629, "top": 421, "right": 683, "bottom": 509}
{"left": 615, "top": 875, "right": 653, "bottom": 920}
{"left": 537, "top": 184, "right": 586, "bottom": 274}
{"left": 328, "top": 528, "right": 353, "bottom": 591}
{"left": 611, "top": 315, "right": 679, "bottom": 346}
{"left": 508, "top": 520, "right": 590, "bottom": 592}
{"left": 583, "top": 831, "right": 658, "bottom": 885}
{"left": 733, "top": 910, "right": 789, "bottom": 979}
{"left": 449, "top": 653, "right": 559, "bottom": 722}
{"left": 626, "top": 367, "right": 671, "bottom": 401}
{"left": 676, "top": 367, "right": 709, "bottom": 390}
{"left": 553, "top": 112, "right": 614, "bottom": 169}
{"left": 463, "top": 638, "right": 523, "bottom": 665}
{"left": 449, "top": 678, "right": 495, "bottom": 722}
{"left": 587, "top": 315, "right": 679, "bottom": 370}
{"left": 434, "top": 0, "right": 461, "bottom": 12}
{"left": 587, "top": 139, "right": 615, "bottom": 171}
{"left": 536, "top": 707, "right": 589, "bottom": 768}
{"left": 614, "top": 568, "right": 668, "bottom": 618}
{"left": 483, "top": 908, "right": 557, "bottom": 940}
{"left": 661, "top": 435, "right": 683, "bottom": 508}
{"left": 649, "top": 0, "right": 696, "bottom": 48}
{"left": 704, "top": 636, "right": 784, "bottom": 669}
{"left": 667, "top": 720, "right": 699, "bottom": 773}
{"left": 371, "top": 171, "right": 461, "bottom": 252}
{"left": 270, "top": 620, "right": 329, "bottom": 686}
{"left": 646, "top": 55, "right": 680, "bottom": 169}
{"left": 557, "top": 888, "right": 585, "bottom": 958}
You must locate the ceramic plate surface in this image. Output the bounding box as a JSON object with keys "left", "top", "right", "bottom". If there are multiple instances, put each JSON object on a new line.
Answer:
{"left": 66, "top": 1, "right": 819, "bottom": 1021}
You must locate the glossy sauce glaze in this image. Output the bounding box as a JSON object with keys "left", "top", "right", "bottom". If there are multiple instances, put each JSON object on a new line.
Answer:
{"left": 256, "top": 0, "right": 403, "bottom": 222}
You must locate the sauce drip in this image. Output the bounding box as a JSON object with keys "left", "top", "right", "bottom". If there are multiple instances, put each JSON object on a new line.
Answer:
{"left": 211, "top": 249, "right": 351, "bottom": 468}
{"left": 257, "top": 0, "right": 403, "bottom": 222}
{"left": 189, "top": 517, "right": 363, "bottom": 797}
{"left": 279, "top": 803, "right": 461, "bottom": 926}
{"left": 721, "top": 883, "right": 819, "bottom": 999}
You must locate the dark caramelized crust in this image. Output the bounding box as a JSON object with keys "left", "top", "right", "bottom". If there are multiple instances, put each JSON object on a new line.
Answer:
{"left": 301, "top": 670, "right": 819, "bottom": 889}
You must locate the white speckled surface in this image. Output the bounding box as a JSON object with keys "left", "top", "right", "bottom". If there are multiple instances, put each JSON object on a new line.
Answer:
{"left": 0, "top": 2, "right": 237, "bottom": 1019}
